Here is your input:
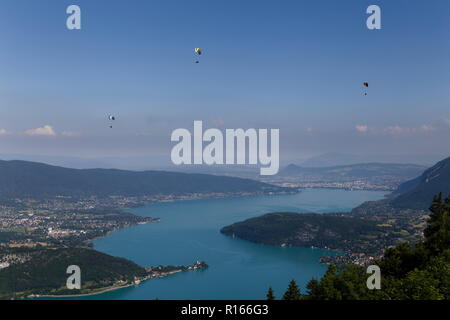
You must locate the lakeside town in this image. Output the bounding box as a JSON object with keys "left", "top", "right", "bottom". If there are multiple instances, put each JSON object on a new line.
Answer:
{"left": 261, "top": 176, "right": 409, "bottom": 192}
{"left": 0, "top": 191, "right": 293, "bottom": 250}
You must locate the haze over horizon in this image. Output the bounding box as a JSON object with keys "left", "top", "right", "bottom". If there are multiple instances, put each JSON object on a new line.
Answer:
{"left": 1, "top": 0, "right": 449, "bottom": 169}
{"left": 0, "top": 152, "right": 444, "bottom": 173}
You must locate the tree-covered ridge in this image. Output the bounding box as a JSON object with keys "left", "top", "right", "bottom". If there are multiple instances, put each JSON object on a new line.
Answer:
{"left": 0, "top": 247, "right": 147, "bottom": 299}
{"left": 0, "top": 247, "right": 208, "bottom": 299}
{"left": 221, "top": 212, "right": 400, "bottom": 255}
{"left": 0, "top": 159, "right": 290, "bottom": 199}
{"left": 272, "top": 194, "right": 450, "bottom": 300}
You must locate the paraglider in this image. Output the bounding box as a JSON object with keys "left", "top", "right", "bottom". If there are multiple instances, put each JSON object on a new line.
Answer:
{"left": 194, "top": 48, "right": 202, "bottom": 63}
{"left": 363, "top": 82, "right": 369, "bottom": 95}
{"left": 108, "top": 115, "right": 115, "bottom": 128}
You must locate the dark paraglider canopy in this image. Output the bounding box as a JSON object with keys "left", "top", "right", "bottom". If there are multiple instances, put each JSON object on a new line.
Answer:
{"left": 363, "top": 82, "right": 369, "bottom": 95}
{"left": 108, "top": 115, "right": 116, "bottom": 128}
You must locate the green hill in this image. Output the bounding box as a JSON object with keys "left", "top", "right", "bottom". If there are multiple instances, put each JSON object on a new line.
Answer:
{"left": 0, "top": 247, "right": 147, "bottom": 299}
{"left": 220, "top": 212, "right": 396, "bottom": 254}
{"left": 0, "top": 159, "right": 289, "bottom": 199}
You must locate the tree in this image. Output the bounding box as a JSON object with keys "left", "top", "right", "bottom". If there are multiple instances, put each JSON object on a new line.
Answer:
{"left": 379, "top": 242, "right": 428, "bottom": 278}
{"left": 402, "top": 269, "right": 443, "bottom": 300}
{"left": 305, "top": 279, "right": 321, "bottom": 299}
{"left": 313, "top": 265, "right": 343, "bottom": 300}
{"left": 266, "top": 286, "right": 275, "bottom": 300}
{"left": 424, "top": 193, "right": 450, "bottom": 255}
{"left": 422, "top": 252, "right": 450, "bottom": 299}
{"left": 282, "top": 280, "right": 302, "bottom": 300}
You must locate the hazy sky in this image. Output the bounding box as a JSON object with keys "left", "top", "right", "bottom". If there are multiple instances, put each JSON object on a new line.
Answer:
{"left": 0, "top": 0, "right": 449, "bottom": 166}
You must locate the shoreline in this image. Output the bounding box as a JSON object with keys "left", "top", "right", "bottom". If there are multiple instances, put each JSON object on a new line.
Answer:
{"left": 28, "top": 270, "right": 185, "bottom": 299}
{"left": 83, "top": 191, "right": 296, "bottom": 248}
{"left": 23, "top": 192, "right": 292, "bottom": 300}
{"left": 19, "top": 189, "right": 371, "bottom": 300}
{"left": 29, "top": 282, "right": 138, "bottom": 299}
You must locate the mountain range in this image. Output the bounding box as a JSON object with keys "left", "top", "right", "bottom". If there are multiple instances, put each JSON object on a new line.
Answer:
{"left": 389, "top": 156, "right": 450, "bottom": 209}
{"left": 299, "top": 153, "right": 443, "bottom": 167}
{"left": 0, "top": 160, "right": 288, "bottom": 199}
{"left": 278, "top": 162, "right": 426, "bottom": 181}
{"left": 1, "top": 156, "right": 449, "bottom": 210}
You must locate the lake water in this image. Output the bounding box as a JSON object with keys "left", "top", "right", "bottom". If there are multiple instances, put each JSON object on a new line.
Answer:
{"left": 63, "top": 189, "right": 386, "bottom": 300}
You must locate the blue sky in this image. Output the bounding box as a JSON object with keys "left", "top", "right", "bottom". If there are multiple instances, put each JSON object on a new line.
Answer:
{"left": 0, "top": 0, "right": 449, "bottom": 166}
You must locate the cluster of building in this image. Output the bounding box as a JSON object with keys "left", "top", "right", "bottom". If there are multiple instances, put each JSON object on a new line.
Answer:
{"left": 275, "top": 181, "right": 397, "bottom": 191}
{"left": 0, "top": 199, "right": 152, "bottom": 248}
{"left": 320, "top": 252, "right": 380, "bottom": 266}
{"left": 0, "top": 191, "right": 267, "bottom": 250}
{"left": 260, "top": 175, "right": 408, "bottom": 191}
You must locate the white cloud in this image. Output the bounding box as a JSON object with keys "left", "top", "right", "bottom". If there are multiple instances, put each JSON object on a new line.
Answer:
{"left": 355, "top": 125, "right": 368, "bottom": 133}
{"left": 24, "top": 125, "right": 57, "bottom": 136}
{"left": 0, "top": 129, "right": 11, "bottom": 135}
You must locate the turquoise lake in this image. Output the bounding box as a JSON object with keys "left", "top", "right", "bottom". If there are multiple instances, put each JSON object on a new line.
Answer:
{"left": 63, "top": 189, "right": 386, "bottom": 300}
